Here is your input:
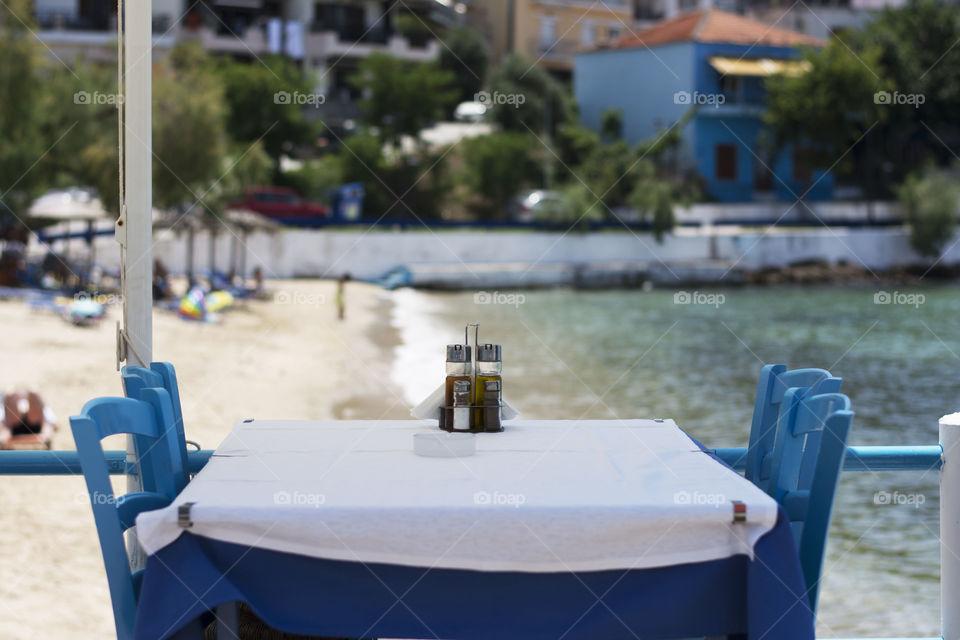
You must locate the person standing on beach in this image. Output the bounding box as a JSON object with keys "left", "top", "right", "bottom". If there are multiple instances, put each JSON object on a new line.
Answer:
{"left": 336, "top": 273, "right": 350, "bottom": 320}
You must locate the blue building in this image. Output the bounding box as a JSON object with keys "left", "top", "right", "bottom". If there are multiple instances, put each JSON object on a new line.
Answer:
{"left": 574, "top": 10, "right": 833, "bottom": 203}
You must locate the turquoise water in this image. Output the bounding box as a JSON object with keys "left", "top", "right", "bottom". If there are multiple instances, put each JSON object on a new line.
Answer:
{"left": 392, "top": 285, "right": 955, "bottom": 637}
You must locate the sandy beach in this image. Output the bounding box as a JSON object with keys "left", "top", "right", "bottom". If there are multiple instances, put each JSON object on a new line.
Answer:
{"left": 0, "top": 279, "right": 408, "bottom": 640}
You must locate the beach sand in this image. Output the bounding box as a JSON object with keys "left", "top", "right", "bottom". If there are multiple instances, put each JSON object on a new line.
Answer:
{"left": 0, "top": 279, "right": 409, "bottom": 640}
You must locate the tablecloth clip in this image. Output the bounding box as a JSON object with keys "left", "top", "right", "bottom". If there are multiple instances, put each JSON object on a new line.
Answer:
{"left": 732, "top": 500, "right": 747, "bottom": 523}
{"left": 178, "top": 502, "right": 196, "bottom": 529}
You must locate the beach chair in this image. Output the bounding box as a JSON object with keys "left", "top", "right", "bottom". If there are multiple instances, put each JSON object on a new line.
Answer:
{"left": 745, "top": 364, "right": 842, "bottom": 495}
{"left": 121, "top": 362, "right": 192, "bottom": 489}
{"left": 768, "top": 388, "right": 854, "bottom": 614}
{"left": 70, "top": 391, "right": 184, "bottom": 640}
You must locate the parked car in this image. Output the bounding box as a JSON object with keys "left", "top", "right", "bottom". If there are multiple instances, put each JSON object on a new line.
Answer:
{"left": 230, "top": 187, "right": 330, "bottom": 220}
{"left": 453, "top": 101, "right": 488, "bottom": 123}
{"left": 508, "top": 190, "right": 568, "bottom": 223}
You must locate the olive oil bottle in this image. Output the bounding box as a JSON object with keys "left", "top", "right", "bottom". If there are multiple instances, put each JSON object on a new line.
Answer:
{"left": 474, "top": 343, "right": 503, "bottom": 432}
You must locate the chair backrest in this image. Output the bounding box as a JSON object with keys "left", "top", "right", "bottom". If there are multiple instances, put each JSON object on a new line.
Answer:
{"left": 70, "top": 391, "right": 184, "bottom": 640}
{"left": 768, "top": 388, "right": 854, "bottom": 614}
{"left": 745, "top": 364, "right": 842, "bottom": 494}
{"left": 121, "top": 362, "right": 188, "bottom": 491}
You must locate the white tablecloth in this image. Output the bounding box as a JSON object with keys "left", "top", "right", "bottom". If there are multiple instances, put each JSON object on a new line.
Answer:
{"left": 136, "top": 419, "right": 780, "bottom": 573}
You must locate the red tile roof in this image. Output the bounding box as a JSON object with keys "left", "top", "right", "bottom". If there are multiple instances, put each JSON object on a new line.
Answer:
{"left": 601, "top": 9, "right": 824, "bottom": 50}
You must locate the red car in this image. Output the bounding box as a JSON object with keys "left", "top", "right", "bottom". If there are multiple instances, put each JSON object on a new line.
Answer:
{"left": 231, "top": 187, "right": 330, "bottom": 220}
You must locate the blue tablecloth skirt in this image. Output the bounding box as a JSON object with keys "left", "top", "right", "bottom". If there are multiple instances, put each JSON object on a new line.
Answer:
{"left": 134, "top": 508, "right": 813, "bottom": 640}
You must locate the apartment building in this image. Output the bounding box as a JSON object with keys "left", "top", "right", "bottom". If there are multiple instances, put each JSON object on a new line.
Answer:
{"left": 32, "top": 0, "right": 462, "bottom": 121}
{"left": 468, "top": 0, "right": 634, "bottom": 80}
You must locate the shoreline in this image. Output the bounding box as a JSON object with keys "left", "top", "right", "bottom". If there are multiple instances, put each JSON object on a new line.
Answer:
{"left": 0, "top": 278, "right": 409, "bottom": 640}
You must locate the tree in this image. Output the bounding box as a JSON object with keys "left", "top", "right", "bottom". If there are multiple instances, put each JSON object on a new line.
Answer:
{"left": 438, "top": 27, "right": 489, "bottom": 109}
{"left": 764, "top": 41, "right": 884, "bottom": 196}
{"left": 215, "top": 54, "right": 315, "bottom": 173}
{"left": 338, "top": 133, "right": 450, "bottom": 220}
{"left": 897, "top": 168, "right": 959, "bottom": 258}
{"left": 486, "top": 54, "right": 570, "bottom": 134}
{"left": 351, "top": 54, "right": 456, "bottom": 148}
{"left": 0, "top": 0, "right": 49, "bottom": 216}
{"left": 460, "top": 132, "right": 540, "bottom": 219}
{"left": 152, "top": 43, "right": 227, "bottom": 213}
{"left": 601, "top": 108, "right": 623, "bottom": 141}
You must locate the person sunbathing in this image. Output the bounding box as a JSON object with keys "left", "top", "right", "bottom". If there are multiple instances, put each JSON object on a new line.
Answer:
{"left": 0, "top": 390, "right": 57, "bottom": 449}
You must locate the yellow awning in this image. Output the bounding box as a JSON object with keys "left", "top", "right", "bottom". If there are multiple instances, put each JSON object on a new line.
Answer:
{"left": 708, "top": 57, "right": 812, "bottom": 77}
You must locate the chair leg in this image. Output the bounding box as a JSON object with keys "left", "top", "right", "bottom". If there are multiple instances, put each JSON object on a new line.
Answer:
{"left": 216, "top": 602, "right": 240, "bottom": 639}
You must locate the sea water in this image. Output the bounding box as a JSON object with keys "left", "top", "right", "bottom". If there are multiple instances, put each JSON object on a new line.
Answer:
{"left": 391, "top": 284, "right": 953, "bottom": 637}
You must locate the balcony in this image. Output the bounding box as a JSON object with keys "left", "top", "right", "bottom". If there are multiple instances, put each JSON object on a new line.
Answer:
{"left": 305, "top": 30, "right": 439, "bottom": 62}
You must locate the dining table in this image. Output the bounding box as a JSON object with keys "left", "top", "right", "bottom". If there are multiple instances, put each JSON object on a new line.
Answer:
{"left": 133, "top": 418, "right": 814, "bottom": 640}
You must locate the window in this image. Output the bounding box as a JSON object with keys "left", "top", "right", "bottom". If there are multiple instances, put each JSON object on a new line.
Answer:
{"left": 716, "top": 144, "right": 737, "bottom": 181}
{"left": 539, "top": 16, "right": 557, "bottom": 51}
{"left": 718, "top": 74, "right": 743, "bottom": 102}
{"left": 581, "top": 21, "right": 595, "bottom": 46}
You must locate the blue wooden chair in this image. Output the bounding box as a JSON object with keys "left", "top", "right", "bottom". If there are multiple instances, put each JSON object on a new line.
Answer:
{"left": 745, "top": 364, "right": 842, "bottom": 495}
{"left": 70, "top": 391, "right": 185, "bottom": 640}
{"left": 768, "top": 388, "right": 854, "bottom": 614}
{"left": 121, "top": 362, "right": 192, "bottom": 491}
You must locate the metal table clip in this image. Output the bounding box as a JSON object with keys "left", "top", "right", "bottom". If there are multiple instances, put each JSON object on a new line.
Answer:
{"left": 732, "top": 500, "right": 747, "bottom": 523}
{"left": 178, "top": 502, "right": 197, "bottom": 529}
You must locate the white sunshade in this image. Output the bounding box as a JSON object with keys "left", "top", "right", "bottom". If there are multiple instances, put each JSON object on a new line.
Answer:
{"left": 27, "top": 188, "right": 107, "bottom": 221}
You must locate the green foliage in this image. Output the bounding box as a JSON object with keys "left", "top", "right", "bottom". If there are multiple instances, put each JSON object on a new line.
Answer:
{"left": 897, "top": 169, "right": 959, "bottom": 258}
{"left": 534, "top": 184, "right": 604, "bottom": 228}
{"left": 278, "top": 156, "right": 344, "bottom": 203}
{"left": 351, "top": 54, "right": 456, "bottom": 148}
{"left": 764, "top": 43, "right": 883, "bottom": 172}
{"left": 555, "top": 124, "right": 602, "bottom": 169}
{"left": 460, "top": 132, "right": 540, "bottom": 219}
{"left": 438, "top": 27, "right": 489, "bottom": 108}
{"left": 207, "top": 140, "right": 273, "bottom": 212}
{"left": 338, "top": 134, "right": 450, "bottom": 219}
{"left": 214, "top": 54, "right": 315, "bottom": 168}
{"left": 600, "top": 108, "right": 623, "bottom": 141}
{"left": 0, "top": 0, "right": 48, "bottom": 215}
{"left": 765, "top": 0, "right": 960, "bottom": 197}
{"left": 486, "top": 54, "right": 570, "bottom": 134}
{"left": 625, "top": 161, "right": 682, "bottom": 242}
{"left": 153, "top": 43, "right": 226, "bottom": 211}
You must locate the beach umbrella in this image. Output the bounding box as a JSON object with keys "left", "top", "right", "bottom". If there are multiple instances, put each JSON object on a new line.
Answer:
{"left": 28, "top": 188, "right": 108, "bottom": 285}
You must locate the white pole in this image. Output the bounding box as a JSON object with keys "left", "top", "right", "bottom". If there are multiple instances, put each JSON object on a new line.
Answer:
{"left": 118, "top": 0, "right": 153, "bottom": 570}
{"left": 121, "top": 0, "right": 152, "bottom": 369}
{"left": 941, "top": 412, "right": 960, "bottom": 640}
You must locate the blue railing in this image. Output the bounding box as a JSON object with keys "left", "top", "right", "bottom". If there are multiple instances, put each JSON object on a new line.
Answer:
{"left": 0, "top": 445, "right": 940, "bottom": 475}
{"left": 0, "top": 449, "right": 212, "bottom": 475}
